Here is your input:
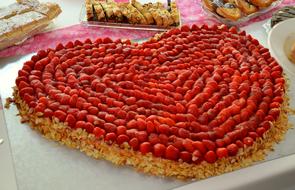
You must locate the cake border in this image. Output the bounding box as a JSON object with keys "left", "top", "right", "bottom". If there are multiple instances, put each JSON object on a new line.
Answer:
{"left": 12, "top": 86, "right": 291, "bottom": 180}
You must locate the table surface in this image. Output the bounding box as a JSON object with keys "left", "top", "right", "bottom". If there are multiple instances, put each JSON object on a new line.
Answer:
{"left": 1, "top": 0, "right": 295, "bottom": 190}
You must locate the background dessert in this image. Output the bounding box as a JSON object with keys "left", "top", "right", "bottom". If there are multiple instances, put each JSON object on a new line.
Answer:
{"left": 202, "top": 0, "right": 280, "bottom": 22}
{"left": 0, "top": 0, "right": 61, "bottom": 50}
{"left": 85, "top": 0, "right": 180, "bottom": 27}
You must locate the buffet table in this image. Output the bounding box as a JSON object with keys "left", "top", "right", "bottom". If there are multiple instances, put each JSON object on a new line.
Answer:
{"left": 1, "top": 0, "right": 295, "bottom": 190}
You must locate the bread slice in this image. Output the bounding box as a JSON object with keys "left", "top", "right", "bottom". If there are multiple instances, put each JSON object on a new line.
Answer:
{"left": 142, "top": 2, "right": 175, "bottom": 27}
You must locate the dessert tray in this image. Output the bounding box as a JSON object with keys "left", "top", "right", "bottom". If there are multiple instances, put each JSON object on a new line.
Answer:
{"left": 79, "top": 0, "right": 181, "bottom": 31}
{"left": 202, "top": 0, "right": 283, "bottom": 26}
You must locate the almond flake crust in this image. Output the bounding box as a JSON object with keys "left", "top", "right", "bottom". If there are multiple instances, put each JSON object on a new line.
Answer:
{"left": 12, "top": 87, "right": 291, "bottom": 180}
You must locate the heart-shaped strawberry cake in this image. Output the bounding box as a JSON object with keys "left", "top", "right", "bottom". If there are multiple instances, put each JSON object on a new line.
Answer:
{"left": 13, "top": 24, "right": 289, "bottom": 180}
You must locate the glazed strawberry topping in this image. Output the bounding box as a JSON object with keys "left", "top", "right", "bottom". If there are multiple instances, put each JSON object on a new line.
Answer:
{"left": 16, "top": 24, "right": 285, "bottom": 164}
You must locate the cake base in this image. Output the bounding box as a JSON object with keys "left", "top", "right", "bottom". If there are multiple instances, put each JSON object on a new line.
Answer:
{"left": 12, "top": 87, "right": 291, "bottom": 180}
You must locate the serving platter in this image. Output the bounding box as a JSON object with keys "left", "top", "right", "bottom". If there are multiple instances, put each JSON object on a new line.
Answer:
{"left": 201, "top": 0, "right": 283, "bottom": 26}
{"left": 79, "top": 0, "right": 182, "bottom": 31}
{"left": 268, "top": 18, "right": 295, "bottom": 77}
{"left": 2, "top": 30, "right": 295, "bottom": 189}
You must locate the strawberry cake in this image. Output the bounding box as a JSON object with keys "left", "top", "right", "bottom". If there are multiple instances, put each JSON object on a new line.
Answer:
{"left": 12, "top": 24, "right": 289, "bottom": 180}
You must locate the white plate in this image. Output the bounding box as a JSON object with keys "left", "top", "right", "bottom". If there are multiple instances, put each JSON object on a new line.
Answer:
{"left": 268, "top": 18, "right": 295, "bottom": 76}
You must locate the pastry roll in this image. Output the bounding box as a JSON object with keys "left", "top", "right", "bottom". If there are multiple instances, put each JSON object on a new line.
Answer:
{"left": 143, "top": 3, "right": 163, "bottom": 26}
{"left": 202, "top": 0, "right": 224, "bottom": 12}
{"left": 249, "top": 0, "right": 273, "bottom": 8}
{"left": 93, "top": 3, "right": 106, "bottom": 21}
{"left": 171, "top": 2, "right": 180, "bottom": 25}
{"left": 234, "top": 0, "right": 257, "bottom": 15}
{"left": 131, "top": 0, "right": 154, "bottom": 25}
{"left": 100, "top": 1, "right": 115, "bottom": 22}
{"left": 159, "top": 9, "right": 174, "bottom": 27}
{"left": 106, "top": 0, "right": 124, "bottom": 22}
{"left": 216, "top": 3, "right": 242, "bottom": 21}
{"left": 85, "top": 0, "right": 94, "bottom": 21}
{"left": 118, "top": 3, "right": 147, "bottom": 25}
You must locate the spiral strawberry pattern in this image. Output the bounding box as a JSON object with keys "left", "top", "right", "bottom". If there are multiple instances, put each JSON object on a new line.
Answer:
{"left": 15, "top": 24, "right": 285, "bottom": 165}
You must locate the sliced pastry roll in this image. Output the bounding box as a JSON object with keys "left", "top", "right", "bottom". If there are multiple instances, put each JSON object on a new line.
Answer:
{"left": 131, "top": 0, "right": 154, "bottom": 25}
{"left": 106, "top": 0, "right": 124, "bottom": 22}
{"left": 171, "top": 2, "right": 180, "bottom": 25}
{"left": 94, "top": 4, "right": 106, "bottom": 21}
{"left": 100, "top": 1, "right": 116, "bottom": 22}
{"left": 118, "top": 3, "right": 147, "bottom": 25}
{"left": 143, "top": 3, "right": 164, "bottom": 26}
{"left": 202, "top": 0, "right": 224, "bottom": 12}
{"left": 249, "top": 0, "right": 273, "bottom": 8}
{"left": 216, "top": 3, "right": 242, "bottom": 21}
{"left": 85, "top": 0, "right": 94, "bottom": 21}
{"left": 158, "top": 9, "right": 174, "bottom": 27}
{"left": 234, "top": 0, "right": 257, "bottom": 15}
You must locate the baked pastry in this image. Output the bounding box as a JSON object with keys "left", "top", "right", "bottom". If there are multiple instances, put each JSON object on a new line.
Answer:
{"left": 131, "top": 0, "right": 154, "bottom": 25}
{"left": 202, "top": 0, "right": 224, "bottom": 12}
{"left": 202, "top": 0, "right": 276, "bottom": 21}
{"left": 85, "top": 0, "right": 94, "bottom": 21}
{"left": 143, "top": 4, "right": 174, "bottom": 27}
{"left": 0, "top": 0, "right": 61, "bottom": 50}
{"left": 216, "top": 3, "right": 242, "bottom": 21}
{"left": 12, "top": 24, "right": 289, "bottom": 180}
{"left": 234, "top": 0, "right": 258, "bottom": 15}
{"left": 85, "top": 0, "right": 180, "bottom": 27}
{"left": 99, "top": 1, "right": 115, "bottom": 22}
{"left": 118, "top": 3, "right": 147, "bottom": 25}
{"left": 171, "top": 2, "right": 180, "bottom": 25}
{"left": 249, "top": 0, "right": 273, "bottom": 8}
{"left": 143, "top": 3, "right": 174, "bottom": 27}
{"left": 93, "top": 1, "right": 106, "bottom": 22}
{"left": 106, "top": 0, "right": 124, "bottom": 22}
